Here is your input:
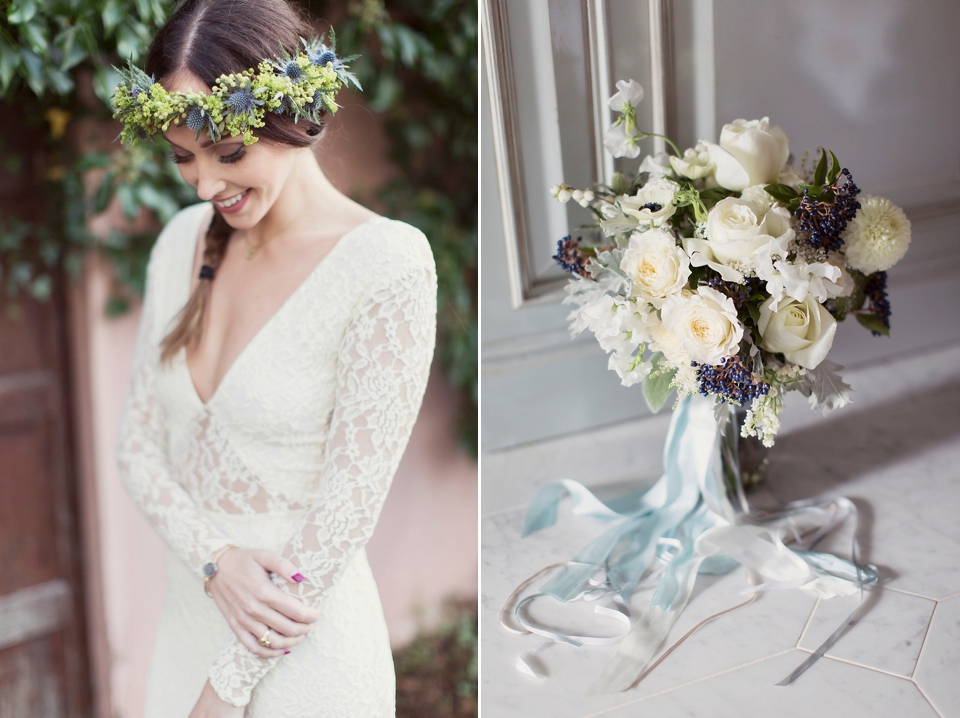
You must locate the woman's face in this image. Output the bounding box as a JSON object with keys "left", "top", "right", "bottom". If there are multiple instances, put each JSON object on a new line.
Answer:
{"left": 161, "top": 71, "right": 301, "bottom": 230}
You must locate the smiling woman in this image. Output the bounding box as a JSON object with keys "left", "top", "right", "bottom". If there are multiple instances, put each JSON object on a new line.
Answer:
{"left": 111, "top": 1, "right": 438, "bottom": 716}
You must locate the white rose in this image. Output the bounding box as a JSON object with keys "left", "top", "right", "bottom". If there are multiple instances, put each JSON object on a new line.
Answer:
{"left": 620, "top": 228, "right": 691, "bottom": 307}
{"left": 842, "top": 195, "right": 911, "bottom": 274}
{"left": 758, "top": 294, "right": 837, "bottom": 370}
{"left": 669, "top": 143, "right": 715, "bottom": 180}
{"left": 685, "top": 198, "right": 794, "bottom": 282}
{"left": 738, "top": 184, "right": 776, "bottom": 218}
{"left": 661, "top": 286, "right": 744, "bottom": 365}
{"left": 702, "top": 117, "right": 790, "bottom": 192}
{"left": 619, "top": 177, "right": 680, "bottom": 227}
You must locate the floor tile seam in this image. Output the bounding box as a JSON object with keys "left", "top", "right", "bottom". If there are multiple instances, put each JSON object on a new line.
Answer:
{"left": 579, "top": 649, "right": 797, "bottom": 718}
{"left": 909, "top": 600, "right": 939, "bottom": 681}
{"left": 796, "top": 648, "right": 915, "bottom": 681}
{"left": 794, "top": 595, "right": 821, "bottom": 648}
{"left": 911, "top": 677, "right": 946, "bottom": 718}
{"left": 939, "top": 589, "right": 960, "bottom": 601}
{"left": 880, "top": 584, "right": 941, "bottom": 602}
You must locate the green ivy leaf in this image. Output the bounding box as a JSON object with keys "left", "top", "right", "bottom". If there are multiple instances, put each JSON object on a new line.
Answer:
{"left": 19, "top": 48, "right": 45, "bottom": 95}
{"left": 116, "top": 182, "right": 139, "bottom": 220}
{"left": 643, "top": 352, "right": 677, "bottom": 413}
{"left": 21, "top": 19, "right": 49, "bottom": 55}
{"left": 55, "top": 26, "right": 87, "bottom": 71}
{"left": 0, "top": 41, "right": 20, "bottom": 93}
{"left": 102, "top": 0, "right": 125, "bottom": 34}
{"left": 855, "top": 313, "right": 890, "bottom": 336}
{"left": 7, "top": 0, "right": 38, "bottom": 25}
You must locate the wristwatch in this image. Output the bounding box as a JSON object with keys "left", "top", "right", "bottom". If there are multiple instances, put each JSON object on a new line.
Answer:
{"left": 203, "top": 545, "right": 237, "bottom": 597}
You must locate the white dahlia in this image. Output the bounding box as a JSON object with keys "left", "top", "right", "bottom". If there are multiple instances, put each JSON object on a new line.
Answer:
{"left": 842, "top": 195, "right": 911, "bottom": 274}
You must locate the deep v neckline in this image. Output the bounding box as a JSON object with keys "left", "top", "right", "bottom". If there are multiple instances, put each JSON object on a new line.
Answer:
{"left": 182, "top": 207, "right": 381, "bottom": 408}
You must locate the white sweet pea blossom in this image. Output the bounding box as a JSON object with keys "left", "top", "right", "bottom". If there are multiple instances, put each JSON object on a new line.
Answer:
{"left": 702, "top": 117, "right": 790, "bottom": 192}
{"left": 762, "top": 258, "right": 843, "bottom": 312}
{"left": 669, "top": 143, "right": 715, "bottom": 180}
{"left": 608, "top": 79, "right": 644, "bottom": 112}
{"left": 758, "top": 294, "right": 837, "bottom": 370}
{"left": 660, "top": 286, "right": 743, "bottom": 365}
{"left": 620, "top": 228, "right": 691, "bottom": 308}
{"left": 604, "top": 122, "right": 641, "bottom": 159}
{"left": 571, "top": 294, "right": 652, "bottom": 354}
{"left": 638, "top": 152, "right": 673, "bottom": 179}
{"left": 842, "top": 194, "right": 911, "bottom": 274}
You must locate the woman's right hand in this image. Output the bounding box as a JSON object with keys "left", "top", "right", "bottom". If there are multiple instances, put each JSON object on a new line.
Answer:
{"left": 207, "top": 547, "right": 320, "bottom": 658}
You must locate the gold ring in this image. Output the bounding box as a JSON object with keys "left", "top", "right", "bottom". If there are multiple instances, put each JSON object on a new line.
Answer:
{"left": 258, "top": 629, "right": 272, "bottom": 648}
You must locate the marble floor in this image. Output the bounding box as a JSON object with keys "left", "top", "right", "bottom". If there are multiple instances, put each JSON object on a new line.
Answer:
{"left": 481, "top": 377, "right": 960, "bottom": 717}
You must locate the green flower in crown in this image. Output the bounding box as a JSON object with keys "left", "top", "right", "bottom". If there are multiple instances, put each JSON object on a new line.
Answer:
{"left": 111, "top": 33, "right": 361, "bottom": 146}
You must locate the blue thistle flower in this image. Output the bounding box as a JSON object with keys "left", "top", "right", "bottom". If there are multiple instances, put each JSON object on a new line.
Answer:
{"left": 130, "top": 84, "right": 145, "bottom": 100}
{"left": 308, "top": 89, "right": 326, "bottom": 112}
{"left": 283, "top": 61, "right": 303, "bottom": 81}
{"left": 310, "top": 50, "right": 337, "bottom": 67}
{"left": 272, "top": 96, "right": 291, "bottom": 115}
{"left": 186, "top": 106, "right": 209, "bottom": 132}
{"left": 227, "top": 88, "right": 257, "bottom": 115}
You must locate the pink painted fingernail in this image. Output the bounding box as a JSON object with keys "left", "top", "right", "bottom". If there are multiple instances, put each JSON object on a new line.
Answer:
{"left": 284, "top": 650, "right": 291, "bottom": 655}
{"left": 292, "top": 573, "right": 305, "bottom": 582}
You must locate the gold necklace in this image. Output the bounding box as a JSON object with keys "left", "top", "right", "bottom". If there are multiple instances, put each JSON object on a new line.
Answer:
{"left": 243, "top": 233, "right": 264, "bottom": 260}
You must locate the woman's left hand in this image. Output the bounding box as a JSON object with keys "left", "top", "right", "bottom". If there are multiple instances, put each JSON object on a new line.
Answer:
{"left": 188, "top": 680, "right": 246, "bottom": 718}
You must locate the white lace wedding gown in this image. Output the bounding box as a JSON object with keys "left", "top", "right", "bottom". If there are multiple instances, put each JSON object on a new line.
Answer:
{"left": 116, "top": 202, "right": 436, "bottom": 716}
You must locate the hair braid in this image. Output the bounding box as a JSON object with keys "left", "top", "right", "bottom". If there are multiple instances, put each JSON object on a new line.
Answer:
{"left": 159, "top": 210, "right": 233, "bottom": 365}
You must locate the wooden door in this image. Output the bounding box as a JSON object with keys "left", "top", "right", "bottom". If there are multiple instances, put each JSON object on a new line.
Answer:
{"left": 0, "top": 102, "right": 93, "bottom": 716}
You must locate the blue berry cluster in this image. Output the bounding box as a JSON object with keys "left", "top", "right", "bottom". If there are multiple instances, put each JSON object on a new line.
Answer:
{"left": 693, "top": 356, "right": 770, "bottom": 405}
{"left": 706, "top": 276, "right": 751, "bottom": 309}
{"left": 794, "top": 168, "right": 861, "bottom": 253}
{"left": 864, "top": 271, "right": 891, "bottom": 335}
{"left": 553, "top": 236, "right": 590, "bottom": 277}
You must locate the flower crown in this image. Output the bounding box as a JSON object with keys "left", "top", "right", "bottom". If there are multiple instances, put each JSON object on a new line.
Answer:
{"left": 111, "top": 33, "right": 360, "bottom": 146}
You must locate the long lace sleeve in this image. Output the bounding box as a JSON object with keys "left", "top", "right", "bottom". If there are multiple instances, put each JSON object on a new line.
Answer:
{"left": 207, "top": 256, "right": 437, "bottom": 706}
{"left": 116, "top": 242, "right": 236, "bottom": 577}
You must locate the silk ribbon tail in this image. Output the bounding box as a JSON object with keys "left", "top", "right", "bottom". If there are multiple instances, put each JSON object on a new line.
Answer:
{"left": 777, "top": 591, "right": 865, "bottom": 686}
{"left": 517, "top": 639, "right": 554, "bottom": 679}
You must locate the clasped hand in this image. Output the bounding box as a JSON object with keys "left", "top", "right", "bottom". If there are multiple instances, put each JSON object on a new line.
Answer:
{"left": 188, "top": 548, "right": 320, "bottom": 717}
{"left": 209, "top": 546, "right": 320, "bottom": 658}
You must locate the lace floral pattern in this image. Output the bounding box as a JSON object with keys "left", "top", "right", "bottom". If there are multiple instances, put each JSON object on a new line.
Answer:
{"left": 116, "top": 204, "right": 437, "bottom": 712}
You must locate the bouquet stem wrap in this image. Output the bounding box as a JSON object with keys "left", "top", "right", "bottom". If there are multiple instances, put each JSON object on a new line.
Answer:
{"left": 503, "top": 395, "right": 878, "bottom": 693}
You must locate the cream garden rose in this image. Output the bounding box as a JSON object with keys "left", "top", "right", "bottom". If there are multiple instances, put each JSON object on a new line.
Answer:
{"left": 686, "top": 197, "right": 793, "bottom": 282}
{"left": 702, "top": 117, "right": 790, "bottom": 192}
{"left": 660, "top": 286, "right": 743, "bottom": 365}
{"left": 757, "top": 294, "right": 837, "bottom": 369}
{"left": 620, "top": 228, "right": 690, "bottom": 307}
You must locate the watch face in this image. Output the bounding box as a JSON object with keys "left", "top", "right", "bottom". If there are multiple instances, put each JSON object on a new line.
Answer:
{"left": 203, "top": 562, "right": 218, "bottom": 578}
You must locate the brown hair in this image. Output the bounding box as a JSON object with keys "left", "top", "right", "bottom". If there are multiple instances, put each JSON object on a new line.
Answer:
{"left": 152, "top": 0, "right": 325, "bottom": 364}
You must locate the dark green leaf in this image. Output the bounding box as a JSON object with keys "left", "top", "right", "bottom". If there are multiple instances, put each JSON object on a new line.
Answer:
{"left": 855, "top": 313, "right": 890, "bottom": 336}
{"left": 643, "top": 353, "right": 677, "bottom": 413}
{"left": 813, "top": 148, "right": 828, "bottom": 186}
{"left": 55, "top": 26, "right": 86, "bottom": 71}
{"left": 827, "top": 150, "right": 841, "bottom": 185}
{"left": 763, "top": 183, "right": 799, "bottom": 203}
{"left": 747, "top": 301, "right": 761, "bottom": 326}
{"left": 94, "top": 171, "right": 115, "bottom": 214}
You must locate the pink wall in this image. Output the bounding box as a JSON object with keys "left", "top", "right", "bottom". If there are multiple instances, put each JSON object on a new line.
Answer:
{"left": 70, "top": 94, "right": 477, "bottom": 718}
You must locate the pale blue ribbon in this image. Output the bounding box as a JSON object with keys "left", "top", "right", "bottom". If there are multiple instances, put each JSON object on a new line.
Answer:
{"left": 508, "top": 394, "right": 878, "bottom": 693}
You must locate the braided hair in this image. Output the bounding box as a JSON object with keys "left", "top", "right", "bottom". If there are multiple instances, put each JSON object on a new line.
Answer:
{"left": 153, "top": 0, "right": 327, "bottom": 364}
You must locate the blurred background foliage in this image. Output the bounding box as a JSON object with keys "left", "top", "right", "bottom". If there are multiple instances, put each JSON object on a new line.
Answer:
{"left": 0, "top": 0, "right": 477, "bottom": 455}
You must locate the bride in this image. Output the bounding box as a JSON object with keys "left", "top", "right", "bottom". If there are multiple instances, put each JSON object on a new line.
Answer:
{"left": 113, "top": 0, "right": 437, "bottom": 715}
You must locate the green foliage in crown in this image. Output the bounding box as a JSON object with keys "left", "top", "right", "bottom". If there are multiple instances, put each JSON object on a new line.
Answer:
{"left": 111, "top": 33, "right": 360, "bottom": 146}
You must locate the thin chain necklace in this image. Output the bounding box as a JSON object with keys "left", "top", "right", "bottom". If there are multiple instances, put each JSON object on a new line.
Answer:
{"left": 243, "top": 233, "right": 267, "bottom": 260}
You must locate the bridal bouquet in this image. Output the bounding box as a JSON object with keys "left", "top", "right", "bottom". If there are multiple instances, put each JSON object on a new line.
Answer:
{"left": 552, "top": 80, "right": 911, "bottom": 446}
